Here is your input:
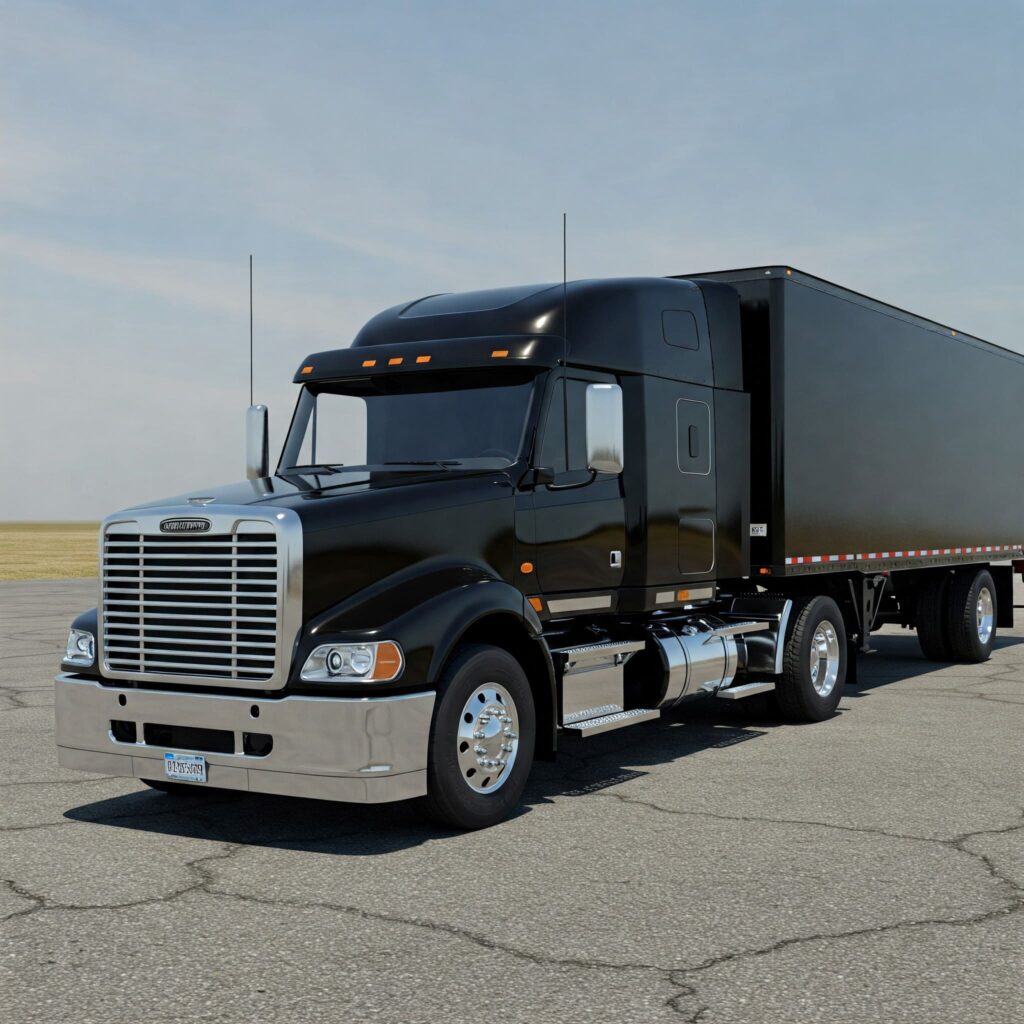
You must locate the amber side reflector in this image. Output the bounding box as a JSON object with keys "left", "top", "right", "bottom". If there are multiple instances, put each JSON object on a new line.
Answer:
{"left": 370, "top": 642, "right": 404, "bottom": 681}
{"left": 759, "top": 567, "right": 772, "bottom": 576}
{"left": 520, "top": 561, "right": 534, "bottom": 574}
{"left": 491, "top": 349, "right": 509, "bottom": 358}
{"left": 388, "top": 357, "right": 403, "bottom": 366}
{"left": 677, "top": 589, "right": 690, "bottom": 601}
{"left": 416, "top": 355, "right": 431, "bottom": 364}
{"left": 528, "top": 597, "right": 543, "bottom": 612}
{"left": 301, "top": 365, "right": 314, "bottom": 374}
{"left": 362, "top": 359, "right": 377, "bottom": 368}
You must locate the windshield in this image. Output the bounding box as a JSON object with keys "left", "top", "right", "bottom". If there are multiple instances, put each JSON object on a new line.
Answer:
{"left": 279, "top": 369, "right": 538, "bottom": 473}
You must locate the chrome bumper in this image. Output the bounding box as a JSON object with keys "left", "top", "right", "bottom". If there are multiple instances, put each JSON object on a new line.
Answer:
{"left": 54, "top": 674, "right": 435, "bottom": 803}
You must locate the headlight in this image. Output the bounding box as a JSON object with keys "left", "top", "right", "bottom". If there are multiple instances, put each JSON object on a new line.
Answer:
{"left": 65, "top": 629, "right": 95, "bottom": 666}
{"left": 300, "top": 641, "right": 404, "bottom": 682}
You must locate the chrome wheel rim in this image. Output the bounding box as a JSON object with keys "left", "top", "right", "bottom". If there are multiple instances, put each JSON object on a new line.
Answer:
{"left": 976, "top": 587, "right": 994, "bottom": 644}
{"left": 808, "top": 619, "right": 841, "bottom": 697}
{"left": 456, "top": 683, "right": 519, "bottom": 793}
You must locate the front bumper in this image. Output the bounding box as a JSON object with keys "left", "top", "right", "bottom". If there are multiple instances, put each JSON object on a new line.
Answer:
{"left": 54, "top": 674, "right": 435, "bottom": 803}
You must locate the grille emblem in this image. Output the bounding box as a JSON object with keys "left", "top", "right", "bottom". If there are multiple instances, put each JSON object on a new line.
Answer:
{"left": 160, "top": 518, "right": 212, "bottom": 534}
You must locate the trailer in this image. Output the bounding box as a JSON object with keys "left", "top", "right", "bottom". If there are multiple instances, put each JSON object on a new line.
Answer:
{"left": 54, "top": 266, "right": 1024, "bottom": 828}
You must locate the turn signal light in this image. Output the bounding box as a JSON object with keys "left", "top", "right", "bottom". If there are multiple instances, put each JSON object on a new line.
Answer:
{"left": 528, "top": 597, "right": 544, "bottom": 612}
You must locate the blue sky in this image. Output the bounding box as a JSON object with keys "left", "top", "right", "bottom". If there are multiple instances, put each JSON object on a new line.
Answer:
{"left": 2, "top": 0, "right": 1022, "bottom": 518}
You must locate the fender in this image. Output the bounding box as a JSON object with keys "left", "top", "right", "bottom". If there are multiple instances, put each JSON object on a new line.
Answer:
{"left": 296, "top": 557, "right": 551, "bottom": 689}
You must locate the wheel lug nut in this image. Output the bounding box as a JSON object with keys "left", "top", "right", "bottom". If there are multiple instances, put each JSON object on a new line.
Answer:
{"left": 474, "top": 745, "right": 486, "bottom": 755}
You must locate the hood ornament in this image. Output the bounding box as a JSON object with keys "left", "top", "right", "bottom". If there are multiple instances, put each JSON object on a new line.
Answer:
{"left": 187, "top": 496, "right": 216, "bottom": 506}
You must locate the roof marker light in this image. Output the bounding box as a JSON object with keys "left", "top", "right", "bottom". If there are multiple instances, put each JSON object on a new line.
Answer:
{"left": 492, "top": 349, "right": 509, "bottom": 358}
{"left": 301, "top": 365, "right": 314, "bottom": 374}
{"left": 388, "top": 357, "right": 403, "bottom": 366}
{"left": 362, "top": 359, "right": 377, "bottom": 368}
{"left": 416, "top": 355, "right": 431, "bottom": 364}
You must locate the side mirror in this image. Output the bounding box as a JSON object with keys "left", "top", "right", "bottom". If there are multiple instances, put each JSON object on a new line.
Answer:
{"left": 246, "top": 405, "right": 269, "bottom": 480}
{"left": 533, "top": 466, "right": 555, "bottom": 486}
{"left": 585, "top": 383, "right": 624, "bottom": 475}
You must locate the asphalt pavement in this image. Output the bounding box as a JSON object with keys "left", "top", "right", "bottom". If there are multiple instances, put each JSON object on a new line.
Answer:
{"left": 1, "top": 578, "right": 1022, "bottom": 1023}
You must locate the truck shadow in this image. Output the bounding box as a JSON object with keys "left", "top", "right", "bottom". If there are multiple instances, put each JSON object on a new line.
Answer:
{"left": 63, "top": 632, "right": 1020, "bottom": 853}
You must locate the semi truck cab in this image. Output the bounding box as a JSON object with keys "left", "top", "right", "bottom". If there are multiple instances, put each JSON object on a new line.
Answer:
{"left": 55, "top": 270, "right": 1022, "bottom": 828}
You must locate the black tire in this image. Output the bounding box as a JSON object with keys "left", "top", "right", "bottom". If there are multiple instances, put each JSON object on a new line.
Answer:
{"left": 946, "top": 568, "right": 997, "bottom": 662}
{"left": 916, "top": 572, "right": 953, "bottom": 661}
{"left": 141, "top": 778, "right": 215, "bottom": 796}
{"left": 423, "top": 645, "right": 535, "bottom": 830}
{"left": 776, "top": 596, "right": 847, "bottom": 722}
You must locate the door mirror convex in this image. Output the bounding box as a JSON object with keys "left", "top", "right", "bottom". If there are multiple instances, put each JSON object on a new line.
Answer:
{"left": 585, "top": 383, "right": 624, "bottom": 475}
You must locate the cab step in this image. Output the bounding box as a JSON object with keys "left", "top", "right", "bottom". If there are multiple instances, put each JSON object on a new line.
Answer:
{"left": 716, "top": 681, "right": 776, "bottom": 700}
{"left": 562, "top": 706, "right": 660, "bottom": 737}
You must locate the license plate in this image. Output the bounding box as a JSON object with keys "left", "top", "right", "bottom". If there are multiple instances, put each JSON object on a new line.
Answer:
{"left": 164, "top": 752, "right": 207, "bottom": 783}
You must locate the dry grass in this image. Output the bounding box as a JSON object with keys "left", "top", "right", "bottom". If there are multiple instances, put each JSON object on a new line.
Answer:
{"left": 0, "top": 522, "right": 100, "bottom": 580}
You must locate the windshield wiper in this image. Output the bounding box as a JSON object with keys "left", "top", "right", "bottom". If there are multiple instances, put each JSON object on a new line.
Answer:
{"left": 380, "top": 460, "right": 463, "bottom": 471}
{"left": 286, "top": 463, "right": 346, "bottom": 473}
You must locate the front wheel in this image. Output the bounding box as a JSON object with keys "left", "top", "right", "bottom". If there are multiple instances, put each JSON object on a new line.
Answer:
{"left": 776, "top": 596, "right": 847, "bottom": 722}
{"left": 423, "top": 645, "right": 536, "bottom": 830}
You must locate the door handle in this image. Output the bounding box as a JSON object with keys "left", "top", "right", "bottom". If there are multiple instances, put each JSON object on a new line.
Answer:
{"left": 610, "top": 550, "right": 622, "bottom": 568}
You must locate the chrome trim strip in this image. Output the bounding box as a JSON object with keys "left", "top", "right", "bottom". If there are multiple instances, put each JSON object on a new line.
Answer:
{"left": 98, "top": 504, "right": 303, "bottom": 691}
{"left": 547, "top": 594, "right": 613, "bottom": 614}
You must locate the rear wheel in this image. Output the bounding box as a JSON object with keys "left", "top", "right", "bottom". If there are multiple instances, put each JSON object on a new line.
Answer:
{"left": 423, "top": 645, "right": 535, "bottom": 830}
{"left": 946, "top": 568, "right": 997, "bottom": 662}
{"left": 916, "top": 571, "right": 953, "bottom": 661}
{"left": 776, "top": 596, "right": 847, "bottom": 722}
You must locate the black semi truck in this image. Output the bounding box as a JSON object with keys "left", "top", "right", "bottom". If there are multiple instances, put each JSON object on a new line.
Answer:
{"left": 55, "top": 267, "right": 1024, "bottom": 828}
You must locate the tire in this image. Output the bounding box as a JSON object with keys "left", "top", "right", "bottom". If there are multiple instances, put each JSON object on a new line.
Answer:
{"left": 946, "top": 568, "right": 997, "bottom": 662}
{"left": 916, "top": 572, "right": 953, "bottom": 661}
{"left": 141, "top": 778, "right": 216, "bottom": 796}
{"left": 776, "top": 596, "right": 847, "bottom": 722}
{"left": 423, "top": 645, "right": 535, "bottom": 830}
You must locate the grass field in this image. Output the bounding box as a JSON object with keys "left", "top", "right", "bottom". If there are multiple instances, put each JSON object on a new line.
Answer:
{"left": 0, "top": 523, "right": 100, "bottom": 580}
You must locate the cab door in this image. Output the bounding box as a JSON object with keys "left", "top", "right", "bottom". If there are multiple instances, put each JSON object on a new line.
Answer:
{"left": 527, "top": 373, "right": 626, "bottom": 604}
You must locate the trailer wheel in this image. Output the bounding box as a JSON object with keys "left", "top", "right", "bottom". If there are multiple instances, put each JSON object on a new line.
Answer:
{"left": 777, "top": 596, "right": 847, "bottom": 722}
{"left": 916, "top": 572, "right": 953, "bottom": 661}
{"left": 946, "top": 568, "right": 997, "bottom": 662}
{"left": 423, "top": 644, "right": 535, "bottom": 830}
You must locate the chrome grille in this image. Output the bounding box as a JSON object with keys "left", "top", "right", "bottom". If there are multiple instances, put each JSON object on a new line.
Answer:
{"left": 101, "top": 519, "right": 283, "bottom": 683}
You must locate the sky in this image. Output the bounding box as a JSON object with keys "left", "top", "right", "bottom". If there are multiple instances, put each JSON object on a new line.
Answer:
{"left": 2, "top": 0, "right": 1022, "bottom": 519}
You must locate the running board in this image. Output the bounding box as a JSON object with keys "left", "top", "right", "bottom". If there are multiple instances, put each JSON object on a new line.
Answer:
{"left": 562, "top": 707, "right": 660, "bottom": 737}
{"left": 716, "top": 681, "right": 776, "bottom": 700}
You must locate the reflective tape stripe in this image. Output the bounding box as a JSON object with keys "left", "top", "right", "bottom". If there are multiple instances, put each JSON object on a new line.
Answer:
{"left": 784, "top": 543, "right": 1022, "bottom": 566}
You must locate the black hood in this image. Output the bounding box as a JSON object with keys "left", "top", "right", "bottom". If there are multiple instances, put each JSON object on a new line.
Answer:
{"left": 126, "top": 470, "right": 519, "bottom": 621}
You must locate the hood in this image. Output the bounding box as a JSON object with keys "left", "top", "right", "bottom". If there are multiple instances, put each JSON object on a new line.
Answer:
{"left": 124, "top": 470, "right": 519, "bottom": 620}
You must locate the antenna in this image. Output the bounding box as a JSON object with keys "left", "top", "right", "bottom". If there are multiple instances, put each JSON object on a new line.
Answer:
{"left": 249, "top": 254, "right": 254, "bottom": 407}
{"left": 561, "top": 213, "right": 569, "bottom": 469}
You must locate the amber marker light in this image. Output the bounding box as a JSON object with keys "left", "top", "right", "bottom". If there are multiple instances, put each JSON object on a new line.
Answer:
{"left": 759, "top": 567, "right": 772, "bottom": 576}
{"left": 370, "top": 642, "right": 404, "bottom": 681}
{"left": 416, "top": 355, "right": 431, "bottom": 364}
{"left": 677, "top": 589, "right": 690, "bottom": 601}
{"left": 301, "top": 365, "right": 314, "bottom": 374}
{"left": 491, "top": 349, "right": 509, "bottom": 358}
{"left": 388, "top": 357, "right": 404, "bottom": 366}
{"left": 528, "top": 597, "right": 544, "bottom": 612}
{"left": 361, "top": 359, "right": 377, "bottom": 368}
{"left": 520, "top": 561, "right": 534, "bottom": 574}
